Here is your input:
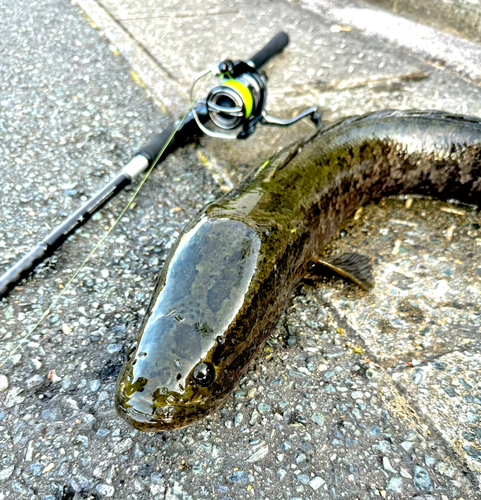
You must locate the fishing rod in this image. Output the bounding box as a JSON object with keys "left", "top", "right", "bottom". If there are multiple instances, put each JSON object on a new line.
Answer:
{"left": 0, "top": 31, "right": 320, "bottom": 299}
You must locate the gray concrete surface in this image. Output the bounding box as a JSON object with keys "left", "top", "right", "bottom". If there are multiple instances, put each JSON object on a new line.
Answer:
{"left": 364, "top": 0, "right": 481, "bottom": 43}
{"left": 0, "top": 0, "right": 480, "bottom": 499}
{"left": 293, "top": 0, "right": 481, "bottom": 85}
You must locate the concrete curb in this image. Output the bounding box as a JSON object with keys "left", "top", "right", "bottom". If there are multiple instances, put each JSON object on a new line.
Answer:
{"left": 72, "top": 0, "right": 188, "bottom": 117}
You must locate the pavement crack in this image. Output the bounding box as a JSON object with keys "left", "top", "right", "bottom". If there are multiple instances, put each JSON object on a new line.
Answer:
{"left": 272, "top": 70, "right": 430, "bottom": 97}
{"left": 117, "top": 9, "right": 240, "bottom": 22}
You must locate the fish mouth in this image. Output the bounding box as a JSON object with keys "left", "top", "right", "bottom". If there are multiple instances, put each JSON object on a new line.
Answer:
{"left": 115, "top": 391, "right": 213, "bottom": 432}
{"left": 115, "top": 367, "right": 235, "bottom": 431}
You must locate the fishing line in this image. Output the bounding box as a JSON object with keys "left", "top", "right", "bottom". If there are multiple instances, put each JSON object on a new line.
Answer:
{"left": 0, "top": 70, "right": 213, "bottom": 369}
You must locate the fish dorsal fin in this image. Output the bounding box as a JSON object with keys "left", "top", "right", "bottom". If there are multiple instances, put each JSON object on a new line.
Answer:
{"left": 311, "top": 253, "right": 374, "bottom": 291}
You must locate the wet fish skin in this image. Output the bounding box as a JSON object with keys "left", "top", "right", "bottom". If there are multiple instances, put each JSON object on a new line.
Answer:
{"left": 115, "top": 110, "right": 481, "bottom": 431}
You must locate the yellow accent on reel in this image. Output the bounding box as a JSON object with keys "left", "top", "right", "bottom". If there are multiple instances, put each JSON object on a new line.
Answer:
{"left": 221, "top": 79, "right": 253, "bottom": 118}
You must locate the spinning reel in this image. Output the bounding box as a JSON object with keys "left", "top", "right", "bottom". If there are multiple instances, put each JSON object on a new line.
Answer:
{"left": 191, "top": 43, "right": 320, "bottom": 140}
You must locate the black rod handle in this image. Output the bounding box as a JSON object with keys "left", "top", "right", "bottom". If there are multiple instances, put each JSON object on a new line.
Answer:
{"left": 136, "top": 106, "right": 210, "bottom": 161}
{"left": 135, "top": 122, "right": 176, "bottom": 162}
{"left": 249, "top": 31, "right": 289, "bottom": 69}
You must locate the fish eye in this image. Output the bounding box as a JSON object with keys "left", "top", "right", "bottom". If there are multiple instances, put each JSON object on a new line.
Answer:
{"left": 192, "top": 362, "right": 215, "bottom": 387}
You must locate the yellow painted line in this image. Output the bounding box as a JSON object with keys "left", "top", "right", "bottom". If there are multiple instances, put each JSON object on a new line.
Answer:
{"left": 131, "top": 70, "right": 146, "bottom": 88}
{"left": 197, "top": 151, "right": 210, "bottom": 167}
{"left": 153, "top": 98, "right": 169, "bottom": 116}
{"left": 80, "top": 10, "right": 98, "bottom": 29}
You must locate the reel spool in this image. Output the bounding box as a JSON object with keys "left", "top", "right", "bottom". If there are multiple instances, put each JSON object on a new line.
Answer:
{"left": 191, "top": 59, "right": 320, "bottom": 140}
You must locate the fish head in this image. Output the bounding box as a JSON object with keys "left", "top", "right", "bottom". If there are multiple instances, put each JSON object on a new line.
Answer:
{"left": 115, "top": 216, "right": 261, "bottom": 431}
{"left": 115, "top": 327, "right": 225, "bottom": 431}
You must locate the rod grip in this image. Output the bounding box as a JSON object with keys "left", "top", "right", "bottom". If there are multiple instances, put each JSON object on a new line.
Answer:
{"left": 249, "top": 31, "right": 289, "bottom": 69}
{"left": 135, "top": 122, "right": 177, "bottom": 162}
{"left": 0, "top": 244, "right": 49, "bottom": 298}
{"left": 135, "top": 106, "right": 210, "bottom": 162}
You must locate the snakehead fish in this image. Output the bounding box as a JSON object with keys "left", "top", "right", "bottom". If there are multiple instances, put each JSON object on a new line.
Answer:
{"left": 115, "top": 110, "right": 481, "bottom": 431}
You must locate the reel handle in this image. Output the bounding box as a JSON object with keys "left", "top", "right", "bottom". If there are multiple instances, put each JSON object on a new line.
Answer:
{"left": 249, "top": 31, "right": 289, "bottom": 69}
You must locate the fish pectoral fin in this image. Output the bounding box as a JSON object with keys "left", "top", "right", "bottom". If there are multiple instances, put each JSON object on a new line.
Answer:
{"left": 308, "top": 253, "right": 374, "bottom": 291}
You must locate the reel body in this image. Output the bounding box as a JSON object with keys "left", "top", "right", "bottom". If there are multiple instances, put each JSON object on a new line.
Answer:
{"left": 206, "top": 61, "right": 266, "bottom": 139}
{"left": 192, "top": 59, "right": 320, "bottom": 140}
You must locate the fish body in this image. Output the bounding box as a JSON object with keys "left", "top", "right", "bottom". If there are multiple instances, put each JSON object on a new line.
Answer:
{"left": 115, "top": 110, "right": 481, "bottom": 431}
